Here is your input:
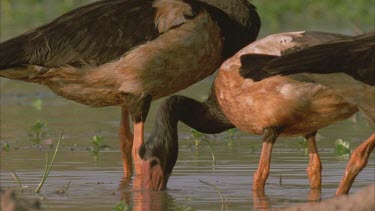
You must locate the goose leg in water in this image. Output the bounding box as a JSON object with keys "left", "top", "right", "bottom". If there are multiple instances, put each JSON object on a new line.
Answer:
{"left": 119, "top": 107, "right": 134, "bottom": 177}
{"left": 253, "top": 127, "right": 281, "bottom": 191}
{"left": 305, "top": 131, "right": 322, "bottom": 189}
{"left": 336, "top": 132, "right": 375, "bottom": 195}
{"left": 124, "top": 93, "right": 152, "bottom": 175}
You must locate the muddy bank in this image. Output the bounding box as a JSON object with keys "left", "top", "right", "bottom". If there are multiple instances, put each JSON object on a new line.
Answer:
{"left": 275, "top": 185, "right": 375, "bottom": 211}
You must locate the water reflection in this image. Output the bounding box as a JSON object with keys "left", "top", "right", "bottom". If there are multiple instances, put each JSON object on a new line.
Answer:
{"left": 115, "top": 173, "right": 324, "bottom": 211}
{"left": 252, "top": 190, "right": 270, "bottom": 210}
{"left": 118, "top": 176, "right": 177, "bottom": 211}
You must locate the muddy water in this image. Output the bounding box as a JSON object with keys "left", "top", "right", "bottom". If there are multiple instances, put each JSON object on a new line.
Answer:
{"left": 1, "top": 78, "right": 374, "bottom": 211}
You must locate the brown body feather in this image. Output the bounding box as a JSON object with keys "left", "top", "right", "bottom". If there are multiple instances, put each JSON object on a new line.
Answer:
{"left": 239, "top": 32, "right": 375, "bottom": 129}
{"left": 215, "top": 31, "right": 358, "bottom": 136}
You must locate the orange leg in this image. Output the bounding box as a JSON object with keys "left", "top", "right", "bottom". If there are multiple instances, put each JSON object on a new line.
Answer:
{"left": 252, "top": 189, "right": 270, "bottom": 210}
{"left": 132, "top": 122, "right": 144, "bottom": 175}
{"left": 253, "top": 127, "right": 280, "bottom": 191}
{"left": 308, "top": 188, "right": 321, "bottom": 202}
{"left": 121, "top": 93, "right": 152, "bottom": 175}
{"left": 119, "top": 107, "right": 134, "bottom": 177}
{"left": 305, "top": 132, "right": 322, "bottom": 189}
{"left": 336, "top": 132, "right": 375, "bottom": 195}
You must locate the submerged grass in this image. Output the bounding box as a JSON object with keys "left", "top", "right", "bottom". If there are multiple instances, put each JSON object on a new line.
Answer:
{"left": 11, "top": 171, "right": 24, "bottom": 192}
{"left": 35, "top": 131, "right": 63, "bottom": 193}
{"left": 299, "top": 138, "right": 308, "bottom": 156}
{"left": 199, "top": 180, "right": 227, "bottom": 211}
{"left": 191, "top": 130, "right": 216, "bottom": 166}
{"left": 225, "top": 128, "right": 237, "bottom": 147}
{"left": 28, "top": 120, "right": 49, "bottom": 145}
{"left": 111, "top": 200, "right": 130, "bottom": 211}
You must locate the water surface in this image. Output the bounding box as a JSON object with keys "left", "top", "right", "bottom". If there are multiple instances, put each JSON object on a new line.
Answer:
{"left": 1, "top": 78, "right": 374, "bottom": 210}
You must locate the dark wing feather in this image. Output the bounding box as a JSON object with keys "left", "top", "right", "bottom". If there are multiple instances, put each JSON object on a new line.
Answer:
{"left": 239, "top": 54, "right": 276, "bottom": 81}
{"left": 0, "top": 0, "right": 199, "bottom": 69}
{"left": 261, "top": 32, "right": 375, "bottom": 85}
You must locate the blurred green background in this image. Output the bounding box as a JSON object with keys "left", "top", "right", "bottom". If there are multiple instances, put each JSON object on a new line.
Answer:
{"left": 1, "top": 0, "right": 374, "bottom": 40}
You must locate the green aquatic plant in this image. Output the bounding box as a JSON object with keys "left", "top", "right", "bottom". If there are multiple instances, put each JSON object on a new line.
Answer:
{"left": 335, "top": 139, "right": 350, "bottom": 157}
{"left": 28, "top": 120, "right": 48, "bottom": 144}
{"left": 191, "top": 129, "right": 216, "bottom": 166}
{"left": 11, "top": 171, "right": 24, "bottom": 192}
{"left": 199, "top": 180, "right": 227, "bottom": 210}
{"left": 35, "top": 131, "right": 63, "bottom": 193}
{"left": 226, "top": 128, "right": 237, "bottom": 147}
{"left": 299, "top": 138, "right": 308, "bottom": 156}
{"left": 111, "top": 201, "right": 130, "bottom": 211}
{"left": 249, "top": 144, "right": 256, "bottom": 152}
{"left": 191, "top": 129, "right": 204, "bottom": 147}
{"left": 176, "top": 205, "right": 196, "bottom": 211}
{"left": 11, "top": 133, "right": 63, "bottom": 193}
{"left": 31, "top": 99, "right": 43, "bottom": 111}
{"left": 2, "top": 142, "right": 10, "bottom": 152}
{"left": 90, "top": 134, "right": 110, "bottom": 156}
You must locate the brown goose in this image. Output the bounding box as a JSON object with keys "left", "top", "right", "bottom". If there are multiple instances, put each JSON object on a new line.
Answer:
{"left": 240, "top": 32, "right": 375, "bottom": 195}
{"left": 139, "top": 31, "right": 364, "bottom": 193}
{"left": 0, "top": 0, "right": 261, "bottom": 176}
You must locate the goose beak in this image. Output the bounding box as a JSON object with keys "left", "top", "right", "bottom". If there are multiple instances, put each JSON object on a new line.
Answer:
{"left": 141, "top": 157, "right": 168, "bottom": 191}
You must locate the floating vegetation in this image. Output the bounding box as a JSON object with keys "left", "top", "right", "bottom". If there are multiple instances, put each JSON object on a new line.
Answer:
{"left": 2, "top": 142, "right": 10, "bottom": 152}
{"left": 335, "top": 139, "right": 350, "bottom": 157}
{"left": 35, "top": 131, "right": 63, "bottom": 193}
{"left": 28, "top": 120, "right": 49, "bottom": 144}
{"left": 111, "top": 200, "right": 130, "bottom": 211}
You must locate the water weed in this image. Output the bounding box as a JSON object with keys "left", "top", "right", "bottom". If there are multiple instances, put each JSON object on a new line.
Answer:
{"left": 111, "top": 201, "right": 130, "bottom": 211}
{"left": 2, "top": 142, "right": 10, "bottom": 152}
{"left": 35, "top": 131, "right": 63, "bottom": 193}
{"left": 191, "top": 130, "right": 216, "bottom": 166}
{"left": 31, "top": 99, "right": 43, "bottom": 111}
{"left": 298, "top": 138, "right": 308, "bottom": 156}
{"left": 89, "top": 134, "right": 110, "bottom": 156}
{"left": 226, "top": 128, "right": 237, "bottom": 147}
{"left": 11, "top": 171, "right": 24, "bottom": 192}
{"left": 335, "top": 139, "right": 350, "bottom": 157}
{"left": 199, "top": 180, "right": 227, "bottom": 210}
{"left": 28, "top": 121, "right": 48, "bottom": 144}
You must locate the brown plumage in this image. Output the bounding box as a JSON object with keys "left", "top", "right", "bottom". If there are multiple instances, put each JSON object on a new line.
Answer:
{"left": 240, "top": 32, "right": 375, "bottom": 195}
{"left": 242, "top": 32, "right": 375, "bottom": 85}
{"left": 0, "top": 0, "right": 261, "bottom": 176}
{"left": 139, "top": 31, "right": 362, "bottom": 193}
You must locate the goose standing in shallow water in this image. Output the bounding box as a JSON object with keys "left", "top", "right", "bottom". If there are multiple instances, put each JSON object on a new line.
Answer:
{"left": 0, "top": 0, "right": 261, "bottom": 176}
{"left": 239, "top": 32, "right": 375, "bottom": 195}
{"left": 139, "top": 31, "right": 365, "bottom": 193}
